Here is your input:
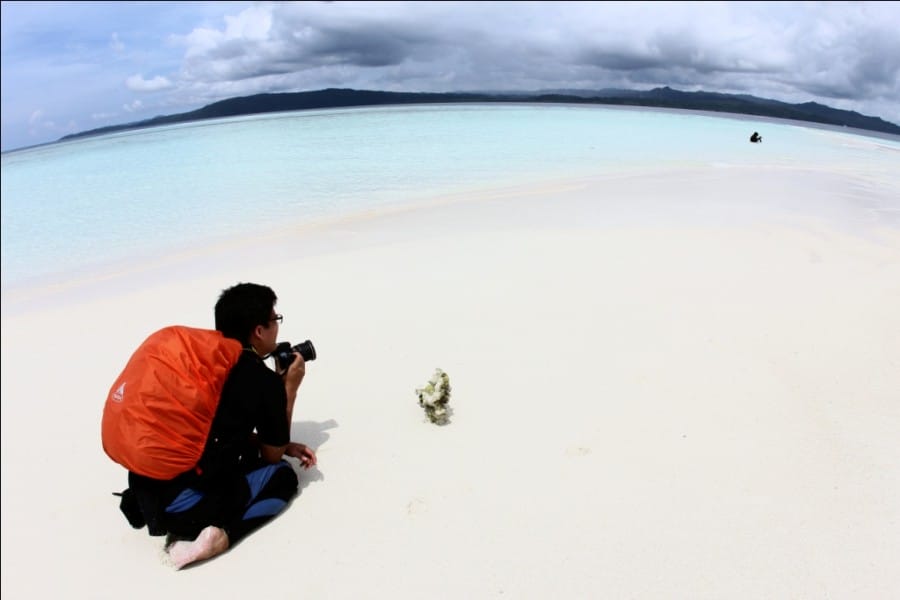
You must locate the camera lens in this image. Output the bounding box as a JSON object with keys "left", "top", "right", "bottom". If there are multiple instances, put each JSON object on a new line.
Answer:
{"left": 294, "top": 340, "right": 316, "bottom": 362}
{"left": 272, "top": 340, "right": 316, "bottom": 370}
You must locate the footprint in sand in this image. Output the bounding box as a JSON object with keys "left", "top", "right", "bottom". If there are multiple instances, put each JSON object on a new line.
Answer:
{"left": 406, "top": 497, "right": 428, "bottom": 516}
{"left": 565, "top": 446, "right": 591, "bottom": 457}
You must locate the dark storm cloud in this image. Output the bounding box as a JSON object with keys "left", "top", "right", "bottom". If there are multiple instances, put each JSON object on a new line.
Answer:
{"left": 302, "top": 27, "right": 426, "bottom": 67}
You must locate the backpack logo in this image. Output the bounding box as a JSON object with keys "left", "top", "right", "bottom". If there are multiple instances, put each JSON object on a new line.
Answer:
{"left": 112, "top": 382, "right": 126, "bottom": 403}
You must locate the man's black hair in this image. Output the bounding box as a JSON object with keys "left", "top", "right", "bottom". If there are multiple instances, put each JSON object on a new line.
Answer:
{"left": 215, "top": 282, "right": 277, "bottom": 346}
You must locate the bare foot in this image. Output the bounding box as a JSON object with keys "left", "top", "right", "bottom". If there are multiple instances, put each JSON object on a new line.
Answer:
{"left": 166, "top": 526, "right": 229, "bottom": 569}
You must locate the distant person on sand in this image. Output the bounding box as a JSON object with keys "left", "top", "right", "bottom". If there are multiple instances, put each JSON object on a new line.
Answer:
{"left": 750, "top": 131, "right": 762, "bottom": 143}
{"left": 121, "top": 283, "right": 317, "bottom": 569}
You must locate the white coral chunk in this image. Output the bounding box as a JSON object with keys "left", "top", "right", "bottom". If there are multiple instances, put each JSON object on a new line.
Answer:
{"left": 416, "top": 368, "right": 452, "bottom": 424}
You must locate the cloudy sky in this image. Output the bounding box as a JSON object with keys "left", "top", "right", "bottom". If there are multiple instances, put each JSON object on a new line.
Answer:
{"left": 2, "top": 1, "right": 899, "bottom": 152}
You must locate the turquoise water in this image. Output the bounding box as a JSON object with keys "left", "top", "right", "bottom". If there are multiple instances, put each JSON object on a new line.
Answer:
{"left": 2, "top": 103, "right": 898, "bottom": 288}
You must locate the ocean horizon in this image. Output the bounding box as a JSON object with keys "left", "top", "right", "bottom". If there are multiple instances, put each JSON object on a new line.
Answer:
{"left": 3, "top": 103, "right": 898, "bottom": 290}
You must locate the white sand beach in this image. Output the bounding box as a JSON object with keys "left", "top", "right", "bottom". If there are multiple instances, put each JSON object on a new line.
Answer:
{"left": 2, "top": 163, "right": 899, "bottom": 598}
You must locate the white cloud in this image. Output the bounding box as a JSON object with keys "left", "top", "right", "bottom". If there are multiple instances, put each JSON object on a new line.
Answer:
{"left": 178, "top": 3, "right": 273, "bottom": 59}
{"left": 26, "top": 110, "right": 58, "bottom": 136}
{"left": 222, "top": 4, "right": 272, "bottom": 41}
{"left": 125, "top": 74, "right": 173, "bottom": 92}
{"left": 123, "top": 100, "right": 144, "bottom": 112}
{"left": 110, "top": 32, "right": 125, "bottom": 54}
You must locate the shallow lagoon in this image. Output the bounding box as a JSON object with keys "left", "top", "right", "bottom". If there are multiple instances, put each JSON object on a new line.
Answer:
{"left": 2, "top": 103, "right": 898, "bottom": 287}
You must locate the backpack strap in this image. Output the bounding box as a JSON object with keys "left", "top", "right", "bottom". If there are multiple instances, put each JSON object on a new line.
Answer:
{"left": 113, "top": 488, "right": 145, "bottom": 529}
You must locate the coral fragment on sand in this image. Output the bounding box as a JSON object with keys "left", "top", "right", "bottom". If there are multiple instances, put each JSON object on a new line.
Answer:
{"left": 416, "top": 368, "right": 451, "bottom": 425}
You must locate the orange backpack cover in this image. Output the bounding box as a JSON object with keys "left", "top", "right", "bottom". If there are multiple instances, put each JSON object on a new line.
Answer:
{"left": 102, "top": 326, "right": 242, "bottom": 480}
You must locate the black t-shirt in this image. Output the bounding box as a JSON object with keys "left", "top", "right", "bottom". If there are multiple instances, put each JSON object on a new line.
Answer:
{"left": 196, "top": 350, "right": 290, "bottom": 478}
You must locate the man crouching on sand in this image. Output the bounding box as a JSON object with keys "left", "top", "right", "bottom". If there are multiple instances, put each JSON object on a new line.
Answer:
{"left": 127, "top": 283, "right": 317, "bottom": 569}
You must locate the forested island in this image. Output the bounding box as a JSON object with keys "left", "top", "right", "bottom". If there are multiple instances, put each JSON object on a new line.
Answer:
{"left": 61, "top": 86, "right": 900, "bottom": 142}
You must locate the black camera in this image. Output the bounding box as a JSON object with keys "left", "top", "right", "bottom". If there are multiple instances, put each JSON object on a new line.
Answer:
{"left": 272, "top": 340, "right": 316, "bottom": 370}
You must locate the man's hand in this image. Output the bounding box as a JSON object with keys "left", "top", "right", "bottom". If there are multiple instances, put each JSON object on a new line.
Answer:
{"left": 285, "top": 442, "right": 317, "bottom": 470}
{"left": 283, "top": 352, "right": 306, "bottom": 391}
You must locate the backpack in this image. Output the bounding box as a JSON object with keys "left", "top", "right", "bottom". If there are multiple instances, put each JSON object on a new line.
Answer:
{"left": 101, "top": 325, "right": 242, "bottom": 480}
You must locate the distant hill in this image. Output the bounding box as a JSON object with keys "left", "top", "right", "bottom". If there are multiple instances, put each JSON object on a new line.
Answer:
{"left": 60, "top": 87, "right": 900, "bottom": 142}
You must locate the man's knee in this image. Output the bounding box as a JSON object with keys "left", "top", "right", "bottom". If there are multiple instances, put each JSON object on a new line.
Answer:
{"left": 268, "top": 463, "right": 299, "bottom": 499}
